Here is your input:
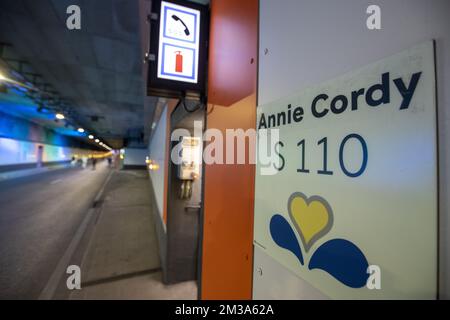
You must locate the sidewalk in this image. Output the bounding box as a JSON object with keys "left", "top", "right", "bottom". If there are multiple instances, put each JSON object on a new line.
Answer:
{"left": 70, "top": 169, "right": 197, "bottom": 299}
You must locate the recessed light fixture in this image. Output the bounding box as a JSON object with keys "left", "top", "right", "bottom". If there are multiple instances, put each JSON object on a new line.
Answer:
{"left": 95, "top": 139, "right": 100, "bottom": 143}
{"left": 55, "top": 113, "right": 65, "bottom": 120}
{"left": 88, "top": 135, "right": 94, "bottom": 139}
{"left": 77, "top": 128, "right": 85, "bottom": 133}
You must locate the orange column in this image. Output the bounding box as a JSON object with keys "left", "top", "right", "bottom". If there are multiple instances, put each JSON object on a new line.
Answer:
{"left": 201, "top": 0, "right": 258, "bottom": 300}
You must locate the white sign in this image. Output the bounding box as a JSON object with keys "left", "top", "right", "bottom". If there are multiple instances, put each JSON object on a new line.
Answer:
{"left": 254, "top": 41, "right": 437, "bottom": 299}
{"left": 157, "top": 1, "right": 200, "bottom": 83}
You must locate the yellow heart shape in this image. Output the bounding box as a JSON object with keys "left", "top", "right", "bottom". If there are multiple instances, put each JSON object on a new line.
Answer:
{"left": 288, "top": 192, "right": 333, "bottom": 252}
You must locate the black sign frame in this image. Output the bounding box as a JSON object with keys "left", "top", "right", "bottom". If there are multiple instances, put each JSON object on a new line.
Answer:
{"left": 147, "top": 0, "right": 208, "bottom": 99}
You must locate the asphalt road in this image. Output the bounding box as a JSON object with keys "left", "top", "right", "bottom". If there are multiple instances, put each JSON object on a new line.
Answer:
{"left": 0, "top": 163, "right": 110, "bottom": 299}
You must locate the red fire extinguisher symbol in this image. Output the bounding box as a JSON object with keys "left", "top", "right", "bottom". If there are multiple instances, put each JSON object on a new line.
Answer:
{"left": 175, "top": 51, "right": 183, "bottom": 73}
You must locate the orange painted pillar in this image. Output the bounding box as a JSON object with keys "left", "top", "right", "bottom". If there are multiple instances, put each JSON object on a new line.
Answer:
{"left": 201, "top": 0, "right": 258, "bottom": 300}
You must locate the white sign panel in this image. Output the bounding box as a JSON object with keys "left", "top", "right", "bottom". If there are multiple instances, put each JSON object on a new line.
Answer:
{"left": 254, "top": 42, "right": 437, "bottom": 299}
{"left": 157, "top": 1, "right": 200, "bottom": 83}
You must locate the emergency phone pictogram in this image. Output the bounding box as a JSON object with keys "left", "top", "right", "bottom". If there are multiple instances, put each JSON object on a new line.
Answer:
{"left": 175, "top": 51, "right": 183, "bottom": 73}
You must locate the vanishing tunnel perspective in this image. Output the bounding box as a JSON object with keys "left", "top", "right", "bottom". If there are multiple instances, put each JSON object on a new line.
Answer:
{"left": 0, "top": 0, "right": 450, "bottom": 306}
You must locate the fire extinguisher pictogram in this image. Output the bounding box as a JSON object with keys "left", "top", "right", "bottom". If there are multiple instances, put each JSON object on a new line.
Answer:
{"left": 175, "top": 51, "right": 183, "bottom": 73}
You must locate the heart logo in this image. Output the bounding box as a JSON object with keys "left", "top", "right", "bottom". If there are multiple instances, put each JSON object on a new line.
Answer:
{"left": 288, "top": 192, "right": 333, "bottom": 252}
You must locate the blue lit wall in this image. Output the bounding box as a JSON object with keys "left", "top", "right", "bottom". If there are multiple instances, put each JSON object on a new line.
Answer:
{"left": 0, "top": 137, "right": 71, "bottom": 165}
{"left": 0, "top": 87, "right": 88, "bottom": 141}
{"left": 0, "top": 111, "right": 70, "bottom": 146}
{"left": 0, "top": 93, "right": 100, "bottom": 167}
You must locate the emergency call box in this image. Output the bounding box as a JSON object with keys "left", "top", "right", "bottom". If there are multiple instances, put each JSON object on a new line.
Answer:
{"left": 177, "top": 137, "right": 201, "bottom": 180}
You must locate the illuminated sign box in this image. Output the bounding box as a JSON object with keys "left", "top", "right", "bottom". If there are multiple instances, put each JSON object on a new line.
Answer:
{"left": 148, "top": 0, "right": 207, "bottom": 98}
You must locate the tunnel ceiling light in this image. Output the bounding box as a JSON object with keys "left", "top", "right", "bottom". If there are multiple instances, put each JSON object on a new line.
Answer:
{"left": 77, "top": 128, "right": 85, "bottom": 133}
{"left": 0, "top": 70, "right": 34, "bottom": 91}
{"left": 95, "top": 139, "right": 99, "bottom": 143}
{"left": 88, "top": 135, "right": 94, "bottom": 139}
{"left": 55, "top": 113, "right": 65, "bottom": 120}
{"left": 0, "top": 71, "right": 11, "bottom": 82}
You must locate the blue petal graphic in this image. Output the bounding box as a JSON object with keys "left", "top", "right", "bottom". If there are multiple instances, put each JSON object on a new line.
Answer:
{"left": 309, "top": 239, "right": 369, "bottom": 288}
{"left": 270, "top": 214, "right": 303, "bottom": 265}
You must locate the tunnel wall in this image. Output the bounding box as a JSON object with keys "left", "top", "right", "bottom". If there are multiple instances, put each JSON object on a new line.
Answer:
{"left": 147, "top": 98, "right": 179, "bottom": 284}
{"left": 0, "top": 111, "right": 71, "bottom": 147}
{"left": 123, "top": 147, "right": 147, "bottom": 167}
{"left": 0, "top": 111, "right": 103, "bottom": 170}
{"left": 0, "top": 136, "right": 107, "bottom": 169}
{"left": 254, "top": 0, "right": 450, "bottom": 299}
{"left": 148, "top": 106, "right": 168, "bottom": 221}
{"left": 0, "top": 137, "right": 72, "bottom": 166}
{"left": 148, "top": 98, "right": 179, "bottom": 226}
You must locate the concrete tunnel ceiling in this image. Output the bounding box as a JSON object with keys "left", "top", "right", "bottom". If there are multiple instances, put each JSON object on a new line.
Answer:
{"left": 0, "top": 0, "right": 153, "bottom": 149}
